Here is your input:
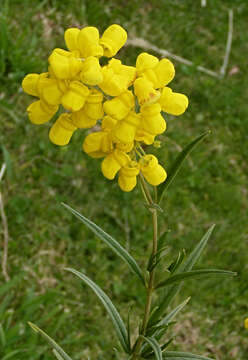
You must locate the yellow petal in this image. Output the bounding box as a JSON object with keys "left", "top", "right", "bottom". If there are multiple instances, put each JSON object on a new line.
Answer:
{"left": 64, "top": 27, "right": 80, "bottom": 52}
{"left": 41, "top": 78, "right": 66, "bottom": 106}
{"left": 101, "top": 115, "right": 118, "bottom": 130}
{"left": 140, "top": 154, "right": 167, "bottom": 186}
{"left": 135, "top": 128, "right": 156, "bottom": 145}
{"left": 80, "top": 56, "right": 103, "bottom": 85}
{"left": 136, "top": 52, "right": 159, "bottom": 75}
{"left": 22, "top": 73, "right": 40, "bottom": 97}
{"left": 100, "top": 24, "right": 127, "bottom": 57}
{"left": 99, "top": 67, "right": 128, "bottom": 96}
{"left": 118, "top": 161, "right": 140, "bottom": 192}
{"left": 134, "top": 77, "right": 160, "bottom": 106}
{"left": 48, "top": 48, "right": 82, "bottom": 79}
{"left": 141, "top": 103, "right": 166, "bottom": 135}
{"left": 159, "top": 87, "right": 189, "bottom": 115}
{"left": 83, "top": 131, "right": 112, "bottom": 158}
{"left": 49, "top": 113, "right": 76, "bottom": 146}
{"left": 153, "top": 59, "right": 175, "bottom": 88}
{"left": 71, "top": 110, "right": 96, "bottom": 129}
{"left": 108, "top": 58, "right": 136, "bottom": 87}
{"left": 27, "top": 100, "right": 58, "bottom": 124}
{"left": 103, "top": 90, "right": 134, "bottom": 120}
{"left": 101, "top": 149, "right": 130, "bottom": 180}
{"left": 78, "top": 27, "right": 103, "bottom": 58}
{"left": 61, "top": 81, "right": 89, "bottom": 112}
{"left": 113, "top": 112, "right": 140, "bottom": 143}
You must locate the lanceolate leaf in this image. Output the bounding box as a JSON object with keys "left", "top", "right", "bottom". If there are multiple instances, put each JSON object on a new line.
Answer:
{"left": 53, "top": 349, "right": 65, "bottom": 360}
{"left": 62, "top": 203, "right": 145, "bottom": 286}
{"left": 156, "top": 269, "right": 236, "bottom": 289}
{"left": 28, "top": 322, "right": 72, "bottom": 360}
{"left": 148, "top": 225, "right": 216, "bottom": 327}
{"left": 158, "top": 297, "right": 190, "bottom": 326}
{"left": 158, "top": 131, "right": 210, "bottom": 204}
{"left": 162, "top": 351, "right": 215, "bottom": 359}
{"left": 142, "top": 336, "right": 163, "bottom": 360}
{"left": 65, "top": 268, "right": 130, "bottom": 353}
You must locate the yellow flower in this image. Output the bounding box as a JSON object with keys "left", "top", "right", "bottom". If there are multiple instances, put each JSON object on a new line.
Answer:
{"left": 48, "top": 48, "right": 82, "bottom": 79}
{"left": 101, "top": 149, "right": 130, "bottom": 180}
{"left": 101, "top": 115, "right": 118, "bottom": 130}
{"left": 61, "top": 81, "right": 89, "bottom": 112}
{"left": 83, "top": 130, "right": 113, "bottom": 158}
{"left": 103, "top": 90, "right": 135, "bottom": 120}
{"left": 135, "top": 128, "right": 156, "bottom": 145}
{"left": 100, "top": 24, "right": 127, "bottom": 57}
{"left": 80, "top": 56, "right": 103, "bottom": 85}
{"left": 49, "top": 113, "right": 77, "bottom": 146}
{"left": 22, "top": 73, "right": 47, "bottom": 97}
{"left": 99, "top": 67, "right": 128, "bottom": 96}
{"left": 136, "top": 52, "right": 159, "bottom": 76}
{"left": 140, "top": 103, "right": 166, "bottom": 135}
{"left": 64, "top": 27, "right": 80, "bottom": 52}
{"left": 118, "top": 161, "right": 140, "bottom": 192}
{"left": 159, "top": 87, "right": 189, "bottom": 115}
{"left": 113, "top": 111, "right": 141, "bottom": 143}
{"left": 27, "top": 100, "right": 58, "bottom": 124}
{"left": 71, "top": 89, "right": 103, "bottom": 129}
{"left": 140, "top": 154, "right": 167, "bottom": 186}
{"left": 108, "top": 58, "right": 136, "bottom": 87}
{"left": 134, "top": 77, "right": 160, "bottom": 106}
{"left": 77, "top": 26, "right": 103, "bottom": 58}
{"left": 244, "top": 318, "right": 248, "bottom": 329}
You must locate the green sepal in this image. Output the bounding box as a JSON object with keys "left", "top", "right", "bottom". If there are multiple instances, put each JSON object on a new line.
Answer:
{"left": 62, "top": 203, "right": 145, "bottom": 286}
{"left": 158, "top": 131, "right": 210, "bottom": 204}
{"left": 162, "top": 350, "right": 215, "bottom": 359}
{"left": 65, "top": 268, "right": 130, "bottom": 354}
{"left": 141, "top": 336, "right": 163, "bottom": 360}
{"left": 156, "top": 269, "right": 236, "bottom": 289}
{"left": 28, "top": 322, "right": 72, "bottom": 360}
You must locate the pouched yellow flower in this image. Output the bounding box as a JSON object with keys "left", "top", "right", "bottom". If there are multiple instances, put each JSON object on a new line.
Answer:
{"left": 61, "top": 81, "right": 89, "bottom": 112}
{"left": 101, "top": 115, "right": 118, "bottom": 131}
{"left": 136, "top": 52, "right": 159, "bottom": 75}
{"left": 134, "top": 77, "right": 160, "bottom": 106}
{"left": 48, "top": 48, "right": 82, "bottom": 80}
{"left": 22, "top": 72, "right": 48, "bottom": 97}
{"left": 100, "top": 24, "right": 127, "bottom": 57}
{"left": 99, "top": 67, "right": 129, "bottom": 97}
{"left": 49, "top": 113, "right": 77, "bottom": 146}
{"left": 140, "top": 155, "right": 167, "bottom": 186}
{"left": 80, "top": 56, "right": 103, "bottom": 85}
{"left": 71, "top": 90, "right": 103, "bottom": 129}
{"left": 115, "top": 141, "right": 134, "bottom": 153}
{"left": 83, "top": 130, "right": 113, "bottom": 158}
{"left": 101, "top": 149, "right": 130, "bottom": 180}
{"left": 159, "top": 87, "right": 189, "bottom": 115}
{"left": 118, "top": 161, "right": 140, "bottom": 192}
{"left": 108, "top": 59, "right": 136, "bottom": 87}
{"left": 41, "top": 78, "right": 68, "bottom": 106}
{"left": 143, "top": 59, "right": 175, "bottom": 89}
{"left": 65, "top": 26, "right": 104, "bottom": 58}
{"left": 113, "top": 111, "right": 141, "bottom": 143}
{"left": 27, "top": 100, "right": 58, "bottom": 124}
{"left": 103, "top": 90, "right": 134, "bottom": 120}
{"left": 140, "top": 103, "right": 166, "bottom": 135}
{"left": 135, "top": 128, "right": 156, "bottom": 145}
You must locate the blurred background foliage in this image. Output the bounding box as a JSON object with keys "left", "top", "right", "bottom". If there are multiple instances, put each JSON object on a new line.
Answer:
{"left": 0, "top": 0, "right": 247, "bottom": 359}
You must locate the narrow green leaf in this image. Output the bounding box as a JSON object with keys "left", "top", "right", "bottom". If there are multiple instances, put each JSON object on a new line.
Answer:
{"left": 65, "top": 267, "right": 130, "bottom": 353}
{"left": 163, "top": 350, "right": 215, "bottom": 359}
{"left": 62, "top": 203, "right": 145, "bottom": 286}
{"left": 156, "top": 269, "right": 236, "bottom": 289}
{"left": 2, "top": 350, "right": 27, "bottom": 360}
{"left": 142, "top": 336, "right": 163, "bottom": 360}
{"left": 158, "top": 297, "right": 190, "bottom": 326}
{"left": 167, "top": 250, "right": 186, "bottom": 274}
{"left": 158, "top": 131, "right": 210, "bottom": 204}
{"left": 53, "top": 349, "right": 65, "bottom": 360}
{"left": 148, "top": 225, "right": 215, "bottom": 326}
{"left": 28, "top": 322, "right": 72, "bottom": 360}
{"left": 0, "top": 324, "right": 6, "bottom": 347}
{"left": 0, "top": 274, "right": 23, "bottom": 297}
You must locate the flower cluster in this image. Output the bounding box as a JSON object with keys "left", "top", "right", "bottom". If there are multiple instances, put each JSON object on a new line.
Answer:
{"left": 22, "top": 24, "right": 188, "bottom": 192}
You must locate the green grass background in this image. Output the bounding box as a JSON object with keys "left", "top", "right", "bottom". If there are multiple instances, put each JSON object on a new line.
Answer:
{"left": 0, "top": 0, "right": 247, "bottom": 359}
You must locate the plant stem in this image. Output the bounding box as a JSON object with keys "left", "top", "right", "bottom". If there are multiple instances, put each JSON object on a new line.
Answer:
{"left": 131, "top": 181, "right": 158, "bottom": 359}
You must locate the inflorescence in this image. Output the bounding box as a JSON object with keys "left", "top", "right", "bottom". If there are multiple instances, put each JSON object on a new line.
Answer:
{"left": 22, "top": 24, "right": 188, "bottom": 192}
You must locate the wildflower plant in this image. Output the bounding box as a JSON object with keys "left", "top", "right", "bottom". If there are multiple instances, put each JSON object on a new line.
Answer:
{"left": 22, "top": 24, "right": 236, "bottom": 360}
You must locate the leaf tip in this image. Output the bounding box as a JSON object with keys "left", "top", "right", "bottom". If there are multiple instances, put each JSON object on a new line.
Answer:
{"left": 28, "top": 322, "right": 38, "bottom": 333}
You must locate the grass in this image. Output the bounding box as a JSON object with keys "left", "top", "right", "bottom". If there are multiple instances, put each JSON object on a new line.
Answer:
{"left": 0, "top": 0, "right": 247, "bottom": 359}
